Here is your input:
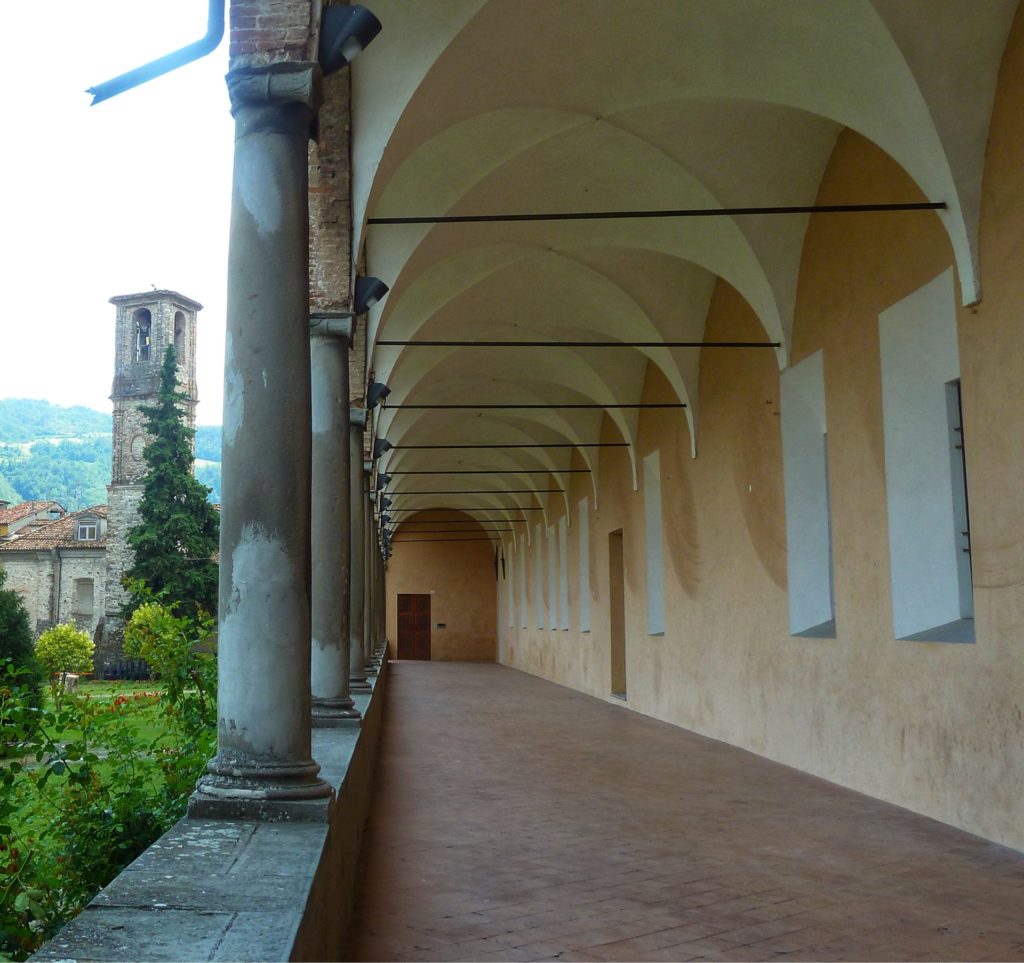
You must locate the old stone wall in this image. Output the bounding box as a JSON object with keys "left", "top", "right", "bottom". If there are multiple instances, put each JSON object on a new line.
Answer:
{"left": 1, "top": 553, "right": 54, "bottom": 633}
{"left": 56, "top": 553, "right": 107, "bottom": 639}
{"left": 103, "top": 484, "right": 143, "bottom": 620}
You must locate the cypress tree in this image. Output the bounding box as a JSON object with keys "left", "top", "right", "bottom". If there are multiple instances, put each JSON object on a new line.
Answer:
{"left": 124, "top": 346, "right": 219, "bottom": 621}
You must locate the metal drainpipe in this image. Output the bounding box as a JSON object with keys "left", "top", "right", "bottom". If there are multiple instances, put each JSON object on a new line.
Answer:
{"left": 87, "top": 0, "right": 225, "bottom": 106}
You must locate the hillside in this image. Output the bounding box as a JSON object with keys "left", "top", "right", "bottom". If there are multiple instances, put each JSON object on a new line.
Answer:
{"left": 0, "top": 399, "right": 221, "bottom": 509}
{"left": 0, "top": 398, "right": 111, "bottom": 442}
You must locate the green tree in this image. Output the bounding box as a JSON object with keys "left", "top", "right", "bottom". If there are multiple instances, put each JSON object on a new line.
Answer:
{"left": 123, "top": 346, "right": 219, "bottom": 621}
{"left": 0, "top": 568, "right": 42, "bottom": 710}
{"left": 34, "top": 623, "right": 93, "bottom": 709}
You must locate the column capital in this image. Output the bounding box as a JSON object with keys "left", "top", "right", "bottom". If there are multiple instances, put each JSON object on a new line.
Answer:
{"left": 350, "top": 408, "right": 368, "bottom": 428}
{"left": 226, "top": 61, "right": 323, "bottom": 133}
{"left": 310, "top": 315, "right": 354, "bottom": 344}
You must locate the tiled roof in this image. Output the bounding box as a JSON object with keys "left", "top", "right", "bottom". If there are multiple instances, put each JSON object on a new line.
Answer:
{"left": 0, "top": 500, "right": 65, "bottom": 525}
{"left": 0, "top": 506, "right": 108, "bottom": 552}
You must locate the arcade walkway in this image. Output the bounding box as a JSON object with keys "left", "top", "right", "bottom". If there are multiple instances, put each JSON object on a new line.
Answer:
{"left": 346, "top": 664, "right": 1024, "bottom": 962}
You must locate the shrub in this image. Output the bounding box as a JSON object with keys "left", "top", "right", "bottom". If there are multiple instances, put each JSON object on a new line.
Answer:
{"left": 0, "top": 569, "right": 42, "bottom": 713}
{"left": 34, "top": 625, "right": 94, "bottom": 710}
{"left": 124, "top": 591, "right": 216, "bottom": 736}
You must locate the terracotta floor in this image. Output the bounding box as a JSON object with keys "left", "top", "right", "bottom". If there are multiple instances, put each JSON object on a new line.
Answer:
{"left": 345, "top": 663, "right": 1024, "bottom": 962}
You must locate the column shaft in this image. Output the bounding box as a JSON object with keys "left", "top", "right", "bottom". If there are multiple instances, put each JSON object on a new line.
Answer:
{"left": 350, "top": 420, "right": 371, "bottom": 690}
{"left": 194, "top": 65, "right": 330, "bottom": 805}
{"left": 310, "top": 332, "right": 360, "bottom": 723}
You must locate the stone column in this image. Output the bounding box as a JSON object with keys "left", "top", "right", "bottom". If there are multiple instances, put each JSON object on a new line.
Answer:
{"left": 310, "top": 319, "right": 361, "bottom": 725}
{"left": 191, "top": 63, "right": 331, "bottom": 812}
{"left": 373, "top": 522, "right": 385, "bottom": 660}
{"left": 364, "top": 484, "right": 375, "bottom": 670}
{"left": 350, "top": 412, "right": 371, "bottom": 691}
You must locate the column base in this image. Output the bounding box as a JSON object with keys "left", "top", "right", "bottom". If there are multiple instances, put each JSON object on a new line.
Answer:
{"left": 350, "top": 676, "right": 372, "bottom": 691}
{"left": 189, "top": 752, "right": 333, "bottom": 820}
{"left": 312, "top": 697, "right": 362, "bottom": 728}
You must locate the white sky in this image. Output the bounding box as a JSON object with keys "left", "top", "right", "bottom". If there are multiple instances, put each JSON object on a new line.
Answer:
{"left": 2, "top": 1, "right": 233, "bottom": 423}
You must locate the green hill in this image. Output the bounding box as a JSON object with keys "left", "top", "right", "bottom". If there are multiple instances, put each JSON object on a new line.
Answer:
{"left": 0, "top": 398, "right": 111, "bottom": 442}
{"left": 0, "top": 399, "right": 221, "bottom": 509}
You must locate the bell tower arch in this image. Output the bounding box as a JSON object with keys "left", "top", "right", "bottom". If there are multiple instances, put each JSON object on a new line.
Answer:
{"left": 99, "top": 290, "right": 203, "bottom": 671}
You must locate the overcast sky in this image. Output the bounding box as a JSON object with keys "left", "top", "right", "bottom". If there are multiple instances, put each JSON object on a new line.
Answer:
{"left": 3, "top": 1, "right": 233, "bottom": 424}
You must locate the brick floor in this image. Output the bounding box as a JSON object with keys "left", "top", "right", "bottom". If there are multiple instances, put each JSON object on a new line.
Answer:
{"left": 345, "top": 663, "right": 1024, "bottom": 962}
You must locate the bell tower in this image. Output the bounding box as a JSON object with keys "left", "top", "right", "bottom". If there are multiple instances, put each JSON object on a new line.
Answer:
{"left": 99, "top": 290, "right": 203, "bottom": 670}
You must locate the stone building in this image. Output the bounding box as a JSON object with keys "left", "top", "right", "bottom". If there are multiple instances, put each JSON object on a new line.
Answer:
{"left": 0, "top": 291, "right": 202, "bottom": 670}
{"left": 0, "top": 505, "right": 108, "bottom": 637}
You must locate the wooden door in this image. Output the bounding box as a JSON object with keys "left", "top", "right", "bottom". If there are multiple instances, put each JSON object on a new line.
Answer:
{"left": 397, "top": 593, "right": 432, "bottom": 660}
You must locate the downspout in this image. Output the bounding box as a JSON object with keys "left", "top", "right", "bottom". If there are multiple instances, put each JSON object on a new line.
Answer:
{"left": 51, "top": 549, "right": 62, "bottom": 626}
{"left": 87, "top": 0, "right": 226, "bottom": 106}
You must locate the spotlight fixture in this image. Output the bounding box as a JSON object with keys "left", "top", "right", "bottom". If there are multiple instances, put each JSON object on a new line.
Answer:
{"left": 378, "top": 496, "right": 393, "bottom": 509}
{"left": 373, "top": 437, "right": 393, "bottom": 459}
{"left": 366, "top": 381, "right": 391, "bottom": 409}
{"left": 376, "top": 474, "right": 392, "bottom": 490}
{"left": 380, "top": 513, "right": 391, "bottom": 524}
{"left": 318, "top": 5, "right": 382, "bottom": 76}
{"left": 354, "top": 276, "right": 390, "bottom": 314}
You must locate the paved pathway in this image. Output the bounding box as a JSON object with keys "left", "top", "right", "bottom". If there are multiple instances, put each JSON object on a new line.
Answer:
{"left": 346, "top": 663, "right": 1024, "bottom": 962}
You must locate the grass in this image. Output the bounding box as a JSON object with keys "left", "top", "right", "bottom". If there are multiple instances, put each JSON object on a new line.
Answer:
{"left": 41, "top": 679, "right": 169, "bottom": 744}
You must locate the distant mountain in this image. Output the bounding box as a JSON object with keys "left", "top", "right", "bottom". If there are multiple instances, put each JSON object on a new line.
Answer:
{"left": 0, "top": 398, "right": 111, "bottom": 442}
{"left": 0, "top": 399, "right": 221, "bottom": 508}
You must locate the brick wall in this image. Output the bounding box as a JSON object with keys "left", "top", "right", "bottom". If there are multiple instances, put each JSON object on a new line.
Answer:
{"left": 229, "top": 0, "right": 317, "bottom": 69}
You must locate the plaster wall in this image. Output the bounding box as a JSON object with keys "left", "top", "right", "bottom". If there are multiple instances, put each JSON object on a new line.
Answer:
{"left": 385, "top": 512, "right": 497, "bottom": 662}
{"left": 498, "top": 15, "right": 1024, "bottom": 853}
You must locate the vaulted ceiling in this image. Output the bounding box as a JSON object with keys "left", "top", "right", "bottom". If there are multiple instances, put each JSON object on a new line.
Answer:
{"left": 349, "top": 0, "right": 1017, "bottom": 537}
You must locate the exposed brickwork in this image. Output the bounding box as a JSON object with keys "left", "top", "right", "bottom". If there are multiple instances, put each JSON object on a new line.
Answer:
{"left": 309, "top": 67, "right": 353, "bottom": 313}
{"left": 229, "top": 0, "right": 315, "bottom": 69}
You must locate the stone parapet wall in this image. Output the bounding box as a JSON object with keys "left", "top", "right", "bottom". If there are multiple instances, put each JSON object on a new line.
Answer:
{"left": 32, "top": 660, "right": 389, "bottom": 962}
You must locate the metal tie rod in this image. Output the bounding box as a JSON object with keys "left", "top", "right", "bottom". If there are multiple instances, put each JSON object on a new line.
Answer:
{"left": 391, "top": 443, "right": 628, "bottom": 449}
{"left": 389, "top": 507, "right": 545, "bottom": 512}
{"left": 390, "top": 538, "right": 503, "bottom": 543}
{"left": 377, "top": 340, "right": 777, "bottom": 348}
{"left": 387, "top": 469, "right": 591, "bottom": 474}
{"left": 383, "top": 518, "right": 527, "bottom": 524}
{"left": 389, "top": 490, "right": 563, "bottom": 494}
{"left": 385, "top": 403, "right": 685, "bottom": 410}
{"left": 368, "top": 202, "right": 945, "bottom": 225}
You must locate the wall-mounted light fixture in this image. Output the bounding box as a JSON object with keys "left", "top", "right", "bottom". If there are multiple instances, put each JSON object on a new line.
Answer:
{"left": 319, "top": 5, "right": 382, "bottom": 76}
{"left": 367, "top": 381, "right": 391, "bottom": 409}
{"left": 376, "top": 474, "right": 392, "bottom": 490}
{"left": 355, "top": 276, "right": 390, "bottom": 314}
{"left": 378, "top": 496, "right": 393, "bottom": 509}
{"left": 373, "top": 438, "right": 394, "bottom": 459}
